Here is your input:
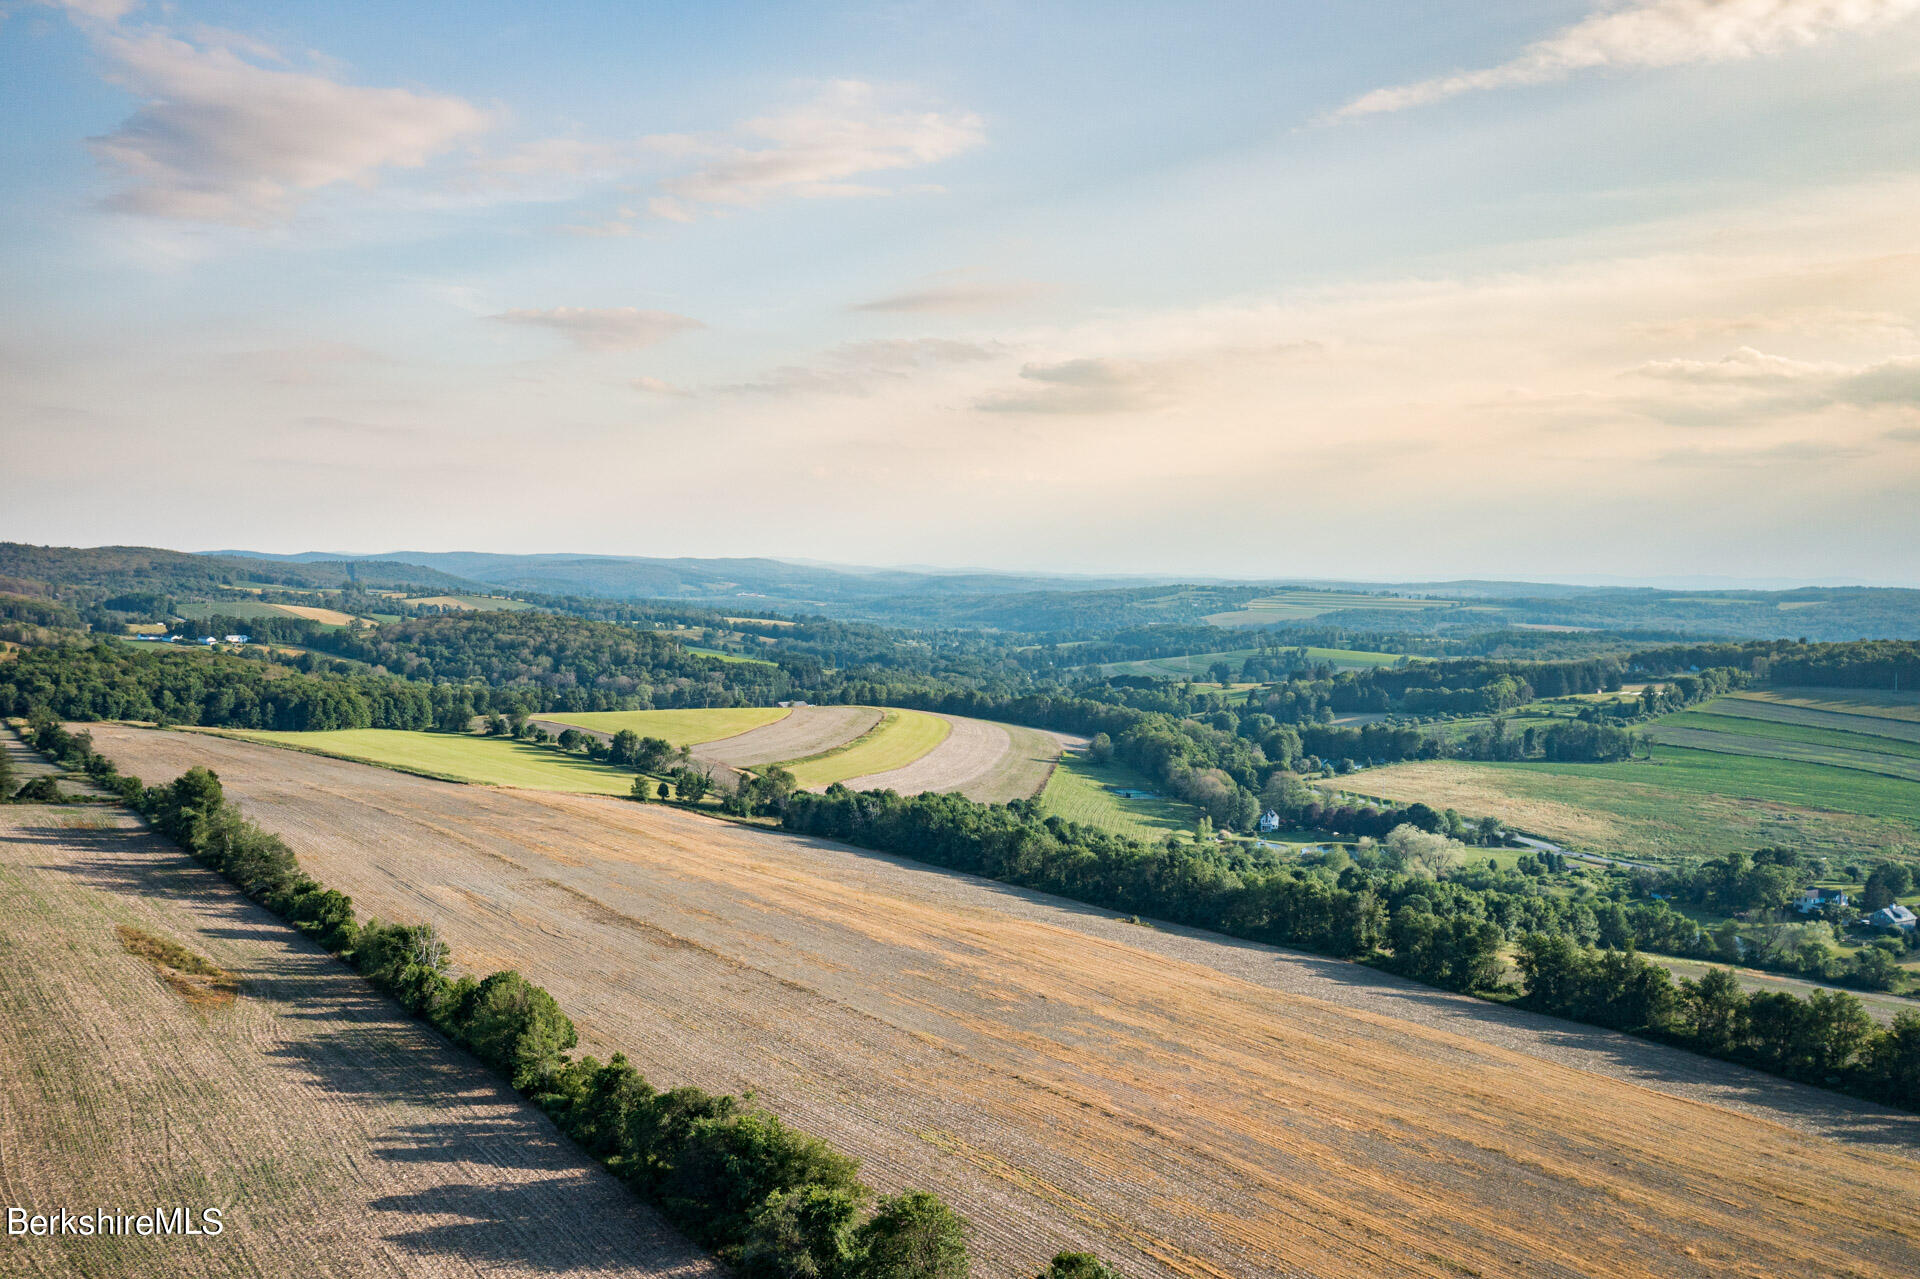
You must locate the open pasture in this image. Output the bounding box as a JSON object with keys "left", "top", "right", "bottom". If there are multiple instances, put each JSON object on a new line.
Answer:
{"left": 1038, "top": 749, "right": 1203, "bottom": 841}
{"left": 1334, "top": 746, "right": 1920, "bottom": 861}
{"left": 1653, "top": 708, "right": 1920, "bottom": 779}
{"left": 839, "top": 716, "right": 1073, "bottom": 803}
{"left": 220, "top": 728, "right": 638, "bottom": 794}
{"left": 1717, "top": 691, "right": 1920, "bottom": 741}
{"left": 0, "top": 802, "right": 713, "bottom": 1279}
{"left": 76, "top": 726, "right": 1920, "bottom": 1279}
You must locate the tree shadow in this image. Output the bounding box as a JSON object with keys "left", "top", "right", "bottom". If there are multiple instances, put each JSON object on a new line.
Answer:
{"left": 368, "top": 1179, "right": 714, "bottom": 1275}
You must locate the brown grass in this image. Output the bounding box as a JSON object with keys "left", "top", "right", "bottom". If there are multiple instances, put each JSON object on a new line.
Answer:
{"left": 116, "top": 923, "right": 242, "bottom": 1011}
{"left": 0, "top": 804, "right": 718, "bottom": 1279}
{"left": 83, "top": 724, "right": 1920, "bottom": 1279}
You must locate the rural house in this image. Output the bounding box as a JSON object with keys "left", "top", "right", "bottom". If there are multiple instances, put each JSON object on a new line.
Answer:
{"left": 1865, "top": 904, "right": 1918, "bottom": 932}
{"left": 1795, "top": 887, "right": 1850, "bottom": 913}
{"left": 1258, "top": 809, "right": 1281, "bottom": 833}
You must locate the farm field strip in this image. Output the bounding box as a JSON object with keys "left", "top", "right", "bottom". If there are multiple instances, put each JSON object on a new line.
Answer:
{"left": 0, "top": 804, "right": 715, "bottom": 1279}
{"left": 782, "top": 708, "right": 950, "bottom": 789}
{"left": 220, "top": 728, "right": 638, "bottom": 794}
{"left": 692, "top": 705, "right": 882, "bottom": 769}
{"left": 76, "top": 727, "right": 1920, "bottom": 1279}
{"left": 1712, "top": 694, "right": 1920, "bottom": 742}
{"left": 1738, "top": 686, "right": 1920, "bottom": 723}
{"left": 539, "top": 707, "right": 791, "bottom": 746}
{"left": 1330, "top": 751, "right": 1920, "bottom": 861}
{"left": 836, "top": 715, "right": 1074, "bottom": 803}
{"left": 1099, "top": 645, "right": 1405, "bottom": 678}
{"left": 1649, "top": 722, "right": 1920, "bottom": 782}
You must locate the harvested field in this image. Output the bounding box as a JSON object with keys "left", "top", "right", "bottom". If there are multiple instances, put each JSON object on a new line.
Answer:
{"left": 266, "top": 603, "right": 358, "bottom": 625}
{"left": 84, "top": 725, "right": 1920, "bottom": 1279}
{"left": 1649, "top": 723, "right": 1920, "bottom": 782}
{"left": 841, "top": 714, "right": 1066, "bottom": 802}
{"left": 783, "top": 708, "right": 949, "bottom": 789}
{"left": 692, "top": 705, "right": 882, "bottom": 769}
{"left": 1740, "top": 686, "right": 1920, "bottom": 723}
{"left": 0, "top": 802, "right": 715, "bottom": 1279}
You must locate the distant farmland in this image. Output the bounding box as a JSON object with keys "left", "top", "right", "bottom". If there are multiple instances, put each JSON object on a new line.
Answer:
{"left": 220, "top": 728, "right": 640, "bottom": 794}
{"left": 1098, "top": 644, "right": 1406, "bottom": 679}
{"left": 1205, "top": 589, "right": 1460, "bottom": 628}
{"left": 78, "top": 728, "right": 1920, "bottom": 1279}
{"left": 0, "top": 803, "right": 714, "bottom": 1279}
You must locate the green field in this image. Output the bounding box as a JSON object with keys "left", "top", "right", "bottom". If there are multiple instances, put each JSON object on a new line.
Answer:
{"left": 1100, "top": 645, "right": 1406, "bottom": 679}
{"left": 1653, "top": 710, "right": 1920, "bottom": 779}
{"left": 221, "top": 729, "right": 638, "bottom": 794}
{"left": 784, "top": 709, "right": 950, "bottom": 788}
{"left": 1737, "top": 686, "right": 1920, "bottom": 723}
{"left": 540, "top": 707, "right": 790, "bottom": 746}
{"left": 1338, "top": 743, "right": 1920, "bottom": 863}
{"left": 1714, "top": 692, "right": 1920, "bottom": 742}
{"left": 687, "top": 646, "right": 778, "bottom": 666}
{"left": 1038, "top": 750, "right": 1203, "bottom": 842}
{"left": 1206, "top": 590, "right": 1458, "bottom": 628}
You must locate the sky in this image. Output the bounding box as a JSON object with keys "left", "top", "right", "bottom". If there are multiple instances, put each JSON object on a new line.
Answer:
{"left": 3, "top": 0, "right": 1919, "bottom": 583}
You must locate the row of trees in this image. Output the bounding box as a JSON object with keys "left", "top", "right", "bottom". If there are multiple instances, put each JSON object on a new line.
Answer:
{"left": 1516, "top": 937, "right": 1918, "bottom": 1104}
{"left": 27, "top": 731, "right": 1081, "bottom": 1279}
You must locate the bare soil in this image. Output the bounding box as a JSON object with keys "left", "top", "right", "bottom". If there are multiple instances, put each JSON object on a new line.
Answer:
{"left": 0, "top": 802, "right": 717, "bottom": 1279}
{"left": 694, "top": 705, "right": 883, "bottom": 769}
{"left": 81, "top": 726, "right": 1920, "bottom": 1279}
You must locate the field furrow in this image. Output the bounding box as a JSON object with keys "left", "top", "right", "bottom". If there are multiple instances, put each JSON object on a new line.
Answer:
{"left": 0, "top": 804, "right": 716, "bottom": 1279}
{"left": 693, "top": 705, "right": 883, "bottom": 769}
{"left": 78, "top": 725, "right": 1920, "bottom": 1279}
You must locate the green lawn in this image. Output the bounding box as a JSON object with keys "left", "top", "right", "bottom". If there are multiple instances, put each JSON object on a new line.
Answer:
{"left": 539, "top": 707, "right": 790, "bottom": 746}
{"left": 784, "top": 709, "right": 950, "bottom": 788}
{"left": 686, "top": 646, "right": 778, "bottom": 666}
{"left": 1038, "top": 751, "right": 1203, "bottom": 843}
{"left": 223, "top": 729, "right": 639, "bottom": 794}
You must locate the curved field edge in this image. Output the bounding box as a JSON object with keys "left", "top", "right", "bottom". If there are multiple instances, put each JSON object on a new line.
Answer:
{"left": 783, "top": 708, "right": 951, "bottom": 789}
{"left": 0, "top": 805, "right": 715, "bottom": 1279}
{"left": 72, "top": 726, "right": 1920, "bottom": 1279}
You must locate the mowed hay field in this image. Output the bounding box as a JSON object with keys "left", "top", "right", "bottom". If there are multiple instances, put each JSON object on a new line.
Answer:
{"left": 1039, "top": 750, "right": 1203, "bottom": 841}
{"left": 85, "top": 725, "right": 1920, "bottom": 1279}
{"left": 219, "top": 728, "right": 642, "bottom": 794}
{"left": 0, "top": 804, "right": 714, "bottom": 1279}
{"left": 781, "top": 708, "right": 949, "bottom": 789}
{"left": 539, "top": 707, "right": 791, "bottom": 747}
{"left": 1335, "top": 745, "right": 1920, "bottom": 861}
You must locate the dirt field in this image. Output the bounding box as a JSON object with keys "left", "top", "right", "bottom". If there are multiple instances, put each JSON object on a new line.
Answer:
{"left": 266, "top": 603, "right": 359, "bottom": 625}
{"left": 839, "top": 713, "right": 1052, "bottom": 802}
{"left": 81, "top": 725, "right": 1920, "bottom": 1279}
{"left": 0, "top": 802, "right": 715, "bottom": 1279}
{"left": 693, "top": 705, "right": 882, "bottom": 769}
{"left": 956, "top": 725, "right": 1083, "bottom": 804}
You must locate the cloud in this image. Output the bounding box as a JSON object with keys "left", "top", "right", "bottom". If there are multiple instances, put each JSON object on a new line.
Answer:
{"left": 1331, "top": 0, "right": 1920, "bottom": 119}
{"left": 657, "top": 81, "right": 983, "bottom": 217}
{"left": 975, "top": 358, "right": 1168, "bottom": 415}
{"left": 631, "top": 376, "right": 691, "bottom": 396}
{"left": 491, "top": 308, "right": 705, "bottom": 352}
{"left": 725, "top": 337, "right": 997, "bottom": 396}
{"left": 1629, "top": 347, "right": 1920, "bottom": 422}
{"left": 851, "top": 281, "right": 1048, "bottom": 314}
{"left": 1634, "top": 345, "right": 1833, "bottom": 381}
{"left": 1886, "top": 425, "right": 1920, "bottom": 442}
{"left": 40, "top": 0, "right": 140, "bottom": 20}
{"left": 83, "top": 26, "right": 491, "bottom": 225}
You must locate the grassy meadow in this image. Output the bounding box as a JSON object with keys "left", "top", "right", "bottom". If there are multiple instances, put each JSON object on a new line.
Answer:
{"left": 1206, "top": 590, "right": 1459, "bottom": 627}
{"left": 219, "top": 728, "right": 640, "bottom": 794}
{"left": 1099, "top": 644, "right": 1407, "bottom": 679}
{"left": 1039, "top": 750, "right": 1204, "bottom": 842}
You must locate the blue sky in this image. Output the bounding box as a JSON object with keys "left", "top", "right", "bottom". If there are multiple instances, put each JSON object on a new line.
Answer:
{"left": 4, "top": 0, "right": 1919, "bottom": 582}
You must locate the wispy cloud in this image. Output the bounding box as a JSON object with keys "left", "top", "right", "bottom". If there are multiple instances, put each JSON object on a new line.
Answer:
{"left": 652, "top": 81, "right": 983, "bottom": 220}
{"left": 491, "top": 308, "right": 705, "bottom": 352}
{"left": 1331, "top": 0, "right": 1920, "bottom": 119}
{"left": 975, "top": 358, "right": 1169, "bottom": 415}
{"left": 725, "top": 337, "right": 997, "bottom": 396}
{"left": 851, "top": 280, "right": 1047, "bottom": 314}
{"left": 79, "top": 22, "right": 491, "bottom": 225}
